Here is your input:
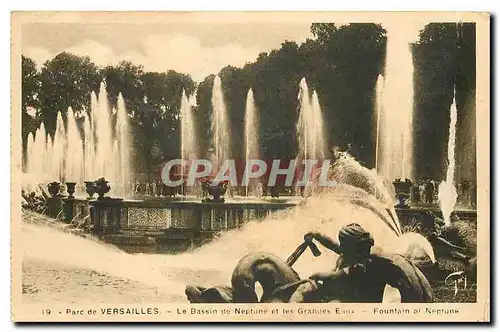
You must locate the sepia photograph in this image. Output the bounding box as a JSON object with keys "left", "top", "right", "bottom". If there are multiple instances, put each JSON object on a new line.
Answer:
{"left": 10, "top": 11, "right": 490, "bottom": 322}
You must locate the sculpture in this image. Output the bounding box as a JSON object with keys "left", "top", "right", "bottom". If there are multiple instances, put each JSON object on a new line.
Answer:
{"left": 201, "top": 180, "right": 229, "bottom": 203}
{"left": 65, "top": 182, "right": 76, "bottom": 199}
{"left": 393, "top": 178, "right": 412, "bottom": 208}
{"left": 94, "top": 177, "right": 111, "bottom": 199}
{"left": 47, "top": 182, "right": 62, "bottom": 197}
{"left": 84, "top": 181, "right": 96, "bottom": 199}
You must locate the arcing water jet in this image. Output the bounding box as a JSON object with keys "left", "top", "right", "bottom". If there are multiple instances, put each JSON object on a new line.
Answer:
{"left": 438, "top": 91, "right": 459, "bottom": 226}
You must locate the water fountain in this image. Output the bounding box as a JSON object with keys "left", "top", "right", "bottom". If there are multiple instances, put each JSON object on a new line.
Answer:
{"left": 297, "top": 78, "right": 326, "bottom": 162}
{"left": 296, "top": 78, "right": 326, "bottom": 194}
{"left": 52, "top": 112, "right": 66, "bottom": 181}
{"left": 21, "top": 69, "right": 477, "bottom": 304}
{"left": 211, "top": 76, "right": 231, "bottom": 171}
{"left": 25, "top": 133, "right": 34, "bottom": 178}
{"left": 438, "top": 90, "right": 459, "bottom": 226}
{"left": 65, "top": 107, "right": 84, "bottom": 191}
{"left": 26, "top": 122, "right": 48, "bottom": 187}
{"left": 21, "top": 153, "right": 441, "bottom": 304}
{"left": 310, "top": 91, "right": 324, "bottom": 159}
{"left": 115, "top": 93, "right": 131, "bottom": 197}
{"left": 375, "top": 25, "right": 419, "bottom": 181}
{"left": 24, "top": 82, "right": 133, "bottom": 197}
{"left": 82, "top": 112, "right": 94, "bottom": 182}
{"left": 180, "top": 89, "right": 198, "bottom": 196}
{"left": 244, "top": 88, "right": 260, "bottom": 197}
{"left": 374, "top": 74, "right": 384, "bottom": 173}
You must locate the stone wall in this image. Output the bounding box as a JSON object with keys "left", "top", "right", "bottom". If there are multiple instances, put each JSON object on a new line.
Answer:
{"left": 62, "top": 198, "right": 477, "bottom": 235}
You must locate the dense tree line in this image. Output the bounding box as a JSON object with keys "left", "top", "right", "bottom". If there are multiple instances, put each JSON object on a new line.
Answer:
{"left": 21, "top": 54, "right": 196, "bottom": 179}
{"left": 413, "top": 23, "right": 476, "bottom": 181}
{"left": 21, "top": 23, "right": 476, "bottom": 182}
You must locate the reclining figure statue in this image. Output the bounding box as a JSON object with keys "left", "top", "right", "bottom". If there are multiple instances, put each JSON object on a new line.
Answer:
{"left": 186, "top": 223, "right": 434, "bottom": 303}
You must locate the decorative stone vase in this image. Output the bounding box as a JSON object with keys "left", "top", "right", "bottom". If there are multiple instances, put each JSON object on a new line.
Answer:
{"left": 393, "top": 178, "right": 412, "bottom": 208}
{"left": 201, "top": 180, "right": 229, "bottom": 203}
{"left": 66, "top": 182, "right": 77, "bottom": 199}
{"left": 94, "top": 177, "right": 111, "bottom": 199}
{"left": 48, "top": 182, "right": 61, "bottom": 197}
{"left": 85, "top": 181, "right": 96, "bottom": 199}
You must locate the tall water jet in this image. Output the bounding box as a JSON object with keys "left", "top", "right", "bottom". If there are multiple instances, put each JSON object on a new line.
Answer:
{"left": 377, "top": 24, "right": 420, "bottom": 181}
{"left": 244, "top": 88, "right": 260, "bottom": 197}
{"left": 65, "top": 107, "right": 84, "bottom": 186}
{"left": 52, "top": 112, "right": 66, "bottom": 182}
{"left": 94, "top": 83, "right": 113, "bottom": 181}
{"left": 310, "top": 91, "right": 325, "bottom": 160}
{"left": 26, "top": 133, "right": 34, "bottom": 175}
{"left": 22, "top": 152, "right": 434, "bottom": 302}
{"left": 438, "top": 91, "right": 458, "bottom": 226}
{"left": 296, "top": 78, "right": 326, "bottom": 193}
{"left": 46, "top": 135, "right": 53, "bottom": 181}
{"left": 115, "top": 93, "right": 131, "bottom": 197}
{"left": 297, "top": 78, "right": 311, "bottom": 162}
{"left": 374, "top": 75, "right": 384, "bottom": 174}
{"left": 180, "top": 89, "right": 198, "bottom": 195}
{"left": 110, "top": 140, "right": 119, "bottom": 193}
{"left": 35, "top": 124, "right": 47, "bottom": 180}
{"left": 83, "top": 113, "right": 95, "bottom": 182}
{"left": 211, "top": 76, "right": 230, "bottom": 171}
{"left": 297, "top": 78, "right": 326, "bottom": 161}
{"left": 23, "top": 83, "right": 134, "bottom": 197}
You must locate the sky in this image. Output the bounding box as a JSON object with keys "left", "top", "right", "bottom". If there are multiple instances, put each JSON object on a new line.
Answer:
{"left": 22, "top": 23, "right": 313, "bottom": 82}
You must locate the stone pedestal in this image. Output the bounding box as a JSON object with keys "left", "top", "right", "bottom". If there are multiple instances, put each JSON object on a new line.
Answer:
{"left": 89, "top": 198, "right": 124, "bottom": 235}
{"left": 47, "top": 197, "right": 64, "bottom": 219}
{"left": 63, "top": 198, "right": 75, "bottom": 223}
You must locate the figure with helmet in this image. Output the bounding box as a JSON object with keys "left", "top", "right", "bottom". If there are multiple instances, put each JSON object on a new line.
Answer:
{"left": 288, "top": 223, "right": 433, "bottom": 303}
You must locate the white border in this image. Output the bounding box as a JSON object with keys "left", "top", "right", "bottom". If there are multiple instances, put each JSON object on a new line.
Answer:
{"left": 3, "top": 1, "right": 498, "bottom": 331}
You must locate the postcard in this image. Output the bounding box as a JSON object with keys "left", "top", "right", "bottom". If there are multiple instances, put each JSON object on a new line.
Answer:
{"left": 11, "top": 11, "right": 490, "bottom": 322}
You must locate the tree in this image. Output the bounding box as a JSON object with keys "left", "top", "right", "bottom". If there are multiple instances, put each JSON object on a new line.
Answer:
{"left": 194, "top": 74, "right": 216, "bottom": 159}
{"left": 324, "top": 24, "right": 386, "bottom": 165}
{"left": 21, "top": 22, "right": 476, "bottom": 185}
{"left": 21, "top": 56, "right": 40, "bottom": 144}
{"left": 38, "top": 52, "right": 102, "bottom": 136}
{"left": 412, "top": 23, "right": 476, "bottom": 182}
{"left": 218, "top": 66, "right": 251, "bottom": 159}
{"left": 413, "top": 23, "right": 460, "bottom": 180}
{"left": 101, "top": 65, "right": 197, "bottom": 180}
{"left": 102, "top": 61, "right": 145, "bottom": 110}
{"left": 310, "top": 23, "right": 338, "bottom": 45}
{"left": 140, "top": 69, "right": 197, "bottom": 175}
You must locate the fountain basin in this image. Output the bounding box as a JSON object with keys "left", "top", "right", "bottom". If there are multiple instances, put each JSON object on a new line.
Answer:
{"left": 69, "top": 197, "right": 298, "bottom": 231}
{"left": 66, "top": 197, "right": 298, "bottom": 253}
{"left": 395, "top": 206, "right": 477, "bottom": 226}
{"left": 61, "top": 196, "right": 477, "bottom": 254}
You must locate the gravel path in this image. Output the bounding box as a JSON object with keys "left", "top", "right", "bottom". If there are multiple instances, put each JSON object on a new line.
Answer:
{"left": 22, "top": 258, "right": 185, "bottom": 304}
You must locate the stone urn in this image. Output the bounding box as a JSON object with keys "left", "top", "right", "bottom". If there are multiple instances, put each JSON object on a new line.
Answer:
{"left": 393, "top": 178, "right": 412, "bottom": 208}
{"left": 94, "top": 177, "right": 111, "bottom": 199}
{"left": 85, "top": 181, "right": 96, "bottom": 199}
{"left": 47, "top": 182, "right": 62, "bottom": 197}
{"left": 47, "top": 182, "right": 64, "bottom": 219}
{"left": 201, "top": 180, "right": 229, "bottom": 203}
{"left": 66, "top": 182, "right": 77, "bottom": 199}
